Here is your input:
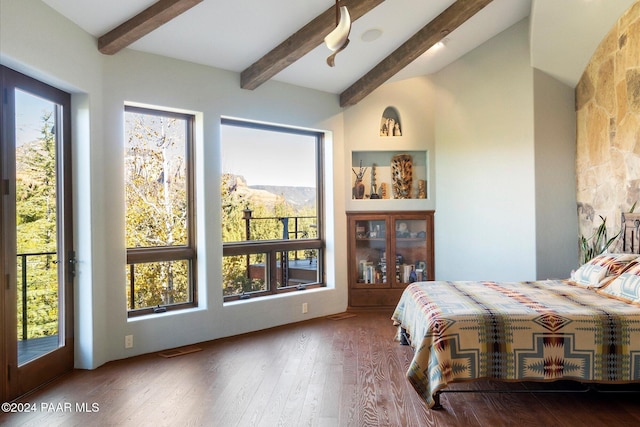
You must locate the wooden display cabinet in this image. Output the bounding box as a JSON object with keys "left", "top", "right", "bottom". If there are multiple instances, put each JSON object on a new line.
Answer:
{"left": 347, "top": 211, "right": 435, "bottom": 308}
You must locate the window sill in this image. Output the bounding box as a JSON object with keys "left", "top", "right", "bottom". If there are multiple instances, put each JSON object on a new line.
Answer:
{"left": 127, "top": 305, "right": 207, "bottom": 323}
{"left": 223, "top": 286, "right": 329, "bottom": 307}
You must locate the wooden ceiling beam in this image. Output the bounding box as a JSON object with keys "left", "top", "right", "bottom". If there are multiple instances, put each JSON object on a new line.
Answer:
{"left": 98, "top": 0, "right": 203, "bottom": 55}
{"left": 241, "top": 0, "right": 385, "bottom": 91}
{"left": 340, "top": 0, "right": 493, "bottom": 107}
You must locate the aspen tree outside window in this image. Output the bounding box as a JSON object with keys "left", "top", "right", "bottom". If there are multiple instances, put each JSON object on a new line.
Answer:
{"left": 124, "top": 106, "right": 196, "bottom": 316}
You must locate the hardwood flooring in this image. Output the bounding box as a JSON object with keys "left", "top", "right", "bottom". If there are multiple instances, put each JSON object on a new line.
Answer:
{"left": 3, "top": 310, "right": 640, "bottom": 426}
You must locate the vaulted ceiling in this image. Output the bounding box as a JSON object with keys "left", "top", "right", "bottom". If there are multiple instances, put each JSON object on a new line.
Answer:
{"left": 42, "top": 0, "right": 637, "bottom": 106}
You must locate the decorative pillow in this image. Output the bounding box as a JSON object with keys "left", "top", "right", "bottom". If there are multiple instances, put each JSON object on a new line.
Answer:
{"left": 570, "top": 253, "right": 637, "bottom": 289}
{"left": 598, "top": 261, "right": 640, "bottom": 304}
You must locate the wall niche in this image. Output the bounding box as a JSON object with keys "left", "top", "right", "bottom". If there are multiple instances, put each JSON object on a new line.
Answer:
{"left": 380, "top": 106, "right": 402, "bottom": 136}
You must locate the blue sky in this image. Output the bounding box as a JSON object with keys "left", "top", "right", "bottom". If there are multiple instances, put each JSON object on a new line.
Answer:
{"left": 221, "top": 124, "right": 317, "bottom": 188}
{"left": 15, "top": 89, "right": 54, "bottom": 146}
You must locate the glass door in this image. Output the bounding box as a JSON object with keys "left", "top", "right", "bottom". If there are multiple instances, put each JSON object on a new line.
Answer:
{"left": 391, "top": 215, "right": 430, "bottom": 287}
{"left": 1, "top": 66, "right": 74, "bottom": 402}
{"left": 352, "top": 217, "right": 388, "bottom": 286}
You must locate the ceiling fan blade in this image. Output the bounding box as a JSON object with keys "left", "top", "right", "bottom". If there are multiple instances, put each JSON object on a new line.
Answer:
{"left": 326, "top": 38, "right": 350, "bottom": 67}
{"left": 324, "top": 6, "right": 351, "bottom": 51}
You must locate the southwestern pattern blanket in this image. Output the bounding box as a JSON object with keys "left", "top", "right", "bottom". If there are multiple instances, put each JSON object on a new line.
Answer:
{"left": 391, "top": 280, "right": 640, "bottom": 408}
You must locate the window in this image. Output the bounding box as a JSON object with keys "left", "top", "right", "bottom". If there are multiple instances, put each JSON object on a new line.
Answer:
{"left": 124, "top": 106, "right": 196, "bottom": 316}
{"left": 221, "top": 119, "right": 324, "bottom": 301}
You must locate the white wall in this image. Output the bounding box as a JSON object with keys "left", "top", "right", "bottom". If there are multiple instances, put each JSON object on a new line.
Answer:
{"left": 2, "top": 0, "right": 348, "bottom": 369}
{"left": 433, "top": 19, "right": 538, "bottom": 281}
{"left": 533, "top": 69, "right": 579, "bottom": 278}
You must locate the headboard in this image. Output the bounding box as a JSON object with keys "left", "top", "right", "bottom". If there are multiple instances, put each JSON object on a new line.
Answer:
{"left": 622, "top": 212, "right": 640, "bottom": 254}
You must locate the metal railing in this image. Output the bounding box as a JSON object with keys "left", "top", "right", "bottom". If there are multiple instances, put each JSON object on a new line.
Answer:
{"left": 17, "top": 251, "right": 57, "bottom": 341}
{"left": 223, "top": 213, "right": 322, "bottom": 299}
{"left": 241, "top": 213, "right": 317, "bottom": 285}
{"left": 241, "top": 212, "right": 317, "bottom": 259}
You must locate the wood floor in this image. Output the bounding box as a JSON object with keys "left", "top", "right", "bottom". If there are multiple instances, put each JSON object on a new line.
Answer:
{"left": 3, "top": 310, "right": 640, "bottom": 426}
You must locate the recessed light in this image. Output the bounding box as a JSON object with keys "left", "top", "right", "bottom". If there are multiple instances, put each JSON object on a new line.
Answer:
{"left": 435, "top": 37, "right": 449, "bottom": 49}
{"left": 361, "top": 28, "right": 383, "bottom": 42}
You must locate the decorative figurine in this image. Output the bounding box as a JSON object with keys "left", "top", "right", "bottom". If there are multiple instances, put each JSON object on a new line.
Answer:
{"left": 352, "top": 160, "right": 367, "bottom": 199}
{"left": 396, "top": 222, "right": 410, "bottom": 237}
{"left": 380, "top": 116, "right": 402, "bottom": 136}
{"left": 409, "top": 266, "right": 417, "bottom": 283}
{"left": 379, "top": 182, "right": 388, "bottom": 199}
{"left": 418, "top": 179, "right": 426, "bottom": 199}
{"left": 386, "top": 118, "right": 395, "bottom": 136}
{"left": 369, "top": 163, "right": 380, "bottom": 199}
{"left": 391, "top": 154, "right": 413, "bottom": 199}
{"left": 393, "top": 122, "right": 402, "bottom": 136}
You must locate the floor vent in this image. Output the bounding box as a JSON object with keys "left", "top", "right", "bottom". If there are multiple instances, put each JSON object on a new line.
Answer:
{"left": 158, "top": 346, "right": 202, "bottom": 358}
{"left": 326, "top": 313, "right": 357, "bottom": 321}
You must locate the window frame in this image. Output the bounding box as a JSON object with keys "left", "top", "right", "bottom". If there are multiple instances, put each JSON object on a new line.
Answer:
{"left": 124, "top": 105, "right": 197, "bottom": 317}
{"left": 221, "top": 118, "right": 325, "bottom": 302}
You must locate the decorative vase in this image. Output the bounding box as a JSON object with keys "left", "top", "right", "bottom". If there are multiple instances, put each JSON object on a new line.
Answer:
{"left": 352, "top": 160, "right": 367, "bottom": 199}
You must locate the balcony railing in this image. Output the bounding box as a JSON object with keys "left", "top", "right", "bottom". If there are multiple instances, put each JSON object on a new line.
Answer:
{"left": 17, "top": 251, "right": 58, "bottom": 341}
{"left": 223, "top": 214, "right": 322, "bottom": 299}
{"left": 241, "top": 212, "right": 317, "bottom": 237}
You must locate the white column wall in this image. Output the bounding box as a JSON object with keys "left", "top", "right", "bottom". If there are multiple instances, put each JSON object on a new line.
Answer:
{"left": 433, "top": 19, "right": 538, "bottom": 281}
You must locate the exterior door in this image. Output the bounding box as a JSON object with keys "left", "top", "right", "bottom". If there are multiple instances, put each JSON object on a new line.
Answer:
{"left": 1, "top": 65, "right": 74, "bottom": 402}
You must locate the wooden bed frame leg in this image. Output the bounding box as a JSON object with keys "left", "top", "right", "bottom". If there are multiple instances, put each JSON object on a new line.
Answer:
{"left": 400, "top": 328, "right": 410, "bottom": 345}
{"left": 432, "top": 391, "right": 443, "bottom": 410}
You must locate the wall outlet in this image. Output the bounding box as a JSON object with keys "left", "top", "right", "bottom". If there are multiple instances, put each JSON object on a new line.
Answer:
{"left": 125, "top": 334, "right": 134, "bottom": 349}
{"left": 302, "top": 302, "right": 308, "bottom": 314}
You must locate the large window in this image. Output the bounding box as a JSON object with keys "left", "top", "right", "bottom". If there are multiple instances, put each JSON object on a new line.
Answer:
{"left": 221, "top": 119, "right": 324, "bottom": 301}
{"left": 124, "top": 106, "right": 196, "bottom": 316}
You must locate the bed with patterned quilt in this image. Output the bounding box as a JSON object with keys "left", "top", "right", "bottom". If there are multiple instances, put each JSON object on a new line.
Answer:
{"left": 391, "top": 253, "right": 640, "bottom": 409}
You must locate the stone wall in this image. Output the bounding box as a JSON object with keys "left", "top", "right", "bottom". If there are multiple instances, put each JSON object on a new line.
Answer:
{"left": 576, "top": 1, "right": 640, "bottom": 251}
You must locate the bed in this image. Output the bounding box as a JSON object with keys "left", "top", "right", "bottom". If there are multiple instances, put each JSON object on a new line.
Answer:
{"left": 392, "top": 247, "right": 640, "bottom": 409}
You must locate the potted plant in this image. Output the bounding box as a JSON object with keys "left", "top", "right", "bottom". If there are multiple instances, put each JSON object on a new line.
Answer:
{"left": 579, "top": 215, "right": 620, "bottom": 265}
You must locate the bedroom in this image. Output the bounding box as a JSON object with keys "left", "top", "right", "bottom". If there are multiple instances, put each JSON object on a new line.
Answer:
{"left": 1, "top": 0, "right": 639, "bottom": 413}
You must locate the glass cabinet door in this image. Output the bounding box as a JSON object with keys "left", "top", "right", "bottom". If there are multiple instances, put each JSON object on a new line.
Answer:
{"left": 348, "top": 211, "right": 434, "bottom": 308}
{"left": 353, "top": 218, "right": 388, "bottom": 285}
{"left": 392, "top": 216, "right": 429, "bottom": 286}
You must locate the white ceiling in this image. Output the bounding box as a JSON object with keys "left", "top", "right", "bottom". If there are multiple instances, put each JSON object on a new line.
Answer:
{"left": 41, "top": 0, "right": 637, "bottom": 94}
{"left": 531, "top": 0, "right": 637, "bottom": 87}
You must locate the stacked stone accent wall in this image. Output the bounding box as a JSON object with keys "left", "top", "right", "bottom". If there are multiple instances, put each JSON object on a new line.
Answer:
{"left": 576, "top": 1, "right": 640, "bottom": 251}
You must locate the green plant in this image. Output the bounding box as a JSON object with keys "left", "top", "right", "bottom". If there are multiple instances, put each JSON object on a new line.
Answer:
{"left": 579, "top": 215, "right": 620, "bottom": 264}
